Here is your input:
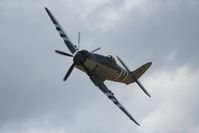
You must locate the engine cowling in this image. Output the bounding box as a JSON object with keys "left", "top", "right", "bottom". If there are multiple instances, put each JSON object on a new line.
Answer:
{"left": 73, "top": 50, "right": 89, "bottom": 65}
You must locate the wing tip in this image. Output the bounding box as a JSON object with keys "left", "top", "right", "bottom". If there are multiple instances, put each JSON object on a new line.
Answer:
{"left": 44, "top": 7, "right": 48, "bottom": 11}
{"left": 147, "top": 61, "right": 152, "bottom": 68}
{"left": 131, "top": 118, "right": 141, "bottom": 126}
{"left": 44, "top": 7, "right": 58, "bottom": 25}
{"left": 135, "top": 121, "right": 141, "bottom": 126}
{"left": 148, "top": 94, "right": 152, "bottom": 98}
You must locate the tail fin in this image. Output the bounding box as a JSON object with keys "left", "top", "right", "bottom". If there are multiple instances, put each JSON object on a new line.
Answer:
{"left": 130, "top": 62, "right": 152, "bottom": 81}
{"left": 116, "top": 56, "right": 152, "bottom": 97}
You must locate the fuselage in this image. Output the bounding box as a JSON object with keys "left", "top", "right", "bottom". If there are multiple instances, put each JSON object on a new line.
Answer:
{"left": 74, "top": 50, "right": 133, "bottom": 84}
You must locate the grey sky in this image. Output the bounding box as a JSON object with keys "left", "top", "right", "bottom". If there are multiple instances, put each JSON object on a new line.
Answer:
{"left": 0, "top": 0, "right": 199, "bottom": 133}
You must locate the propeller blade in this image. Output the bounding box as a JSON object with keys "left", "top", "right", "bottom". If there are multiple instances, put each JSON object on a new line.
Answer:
{"left": 55, "top": 50, "right": 73, "bottom": 57}
{"left": 90, "top": 47, "right": 101, "bottom": 53}
{"left": 63, "top": 63, "right": 75, "bottom": 81}
{"left": 78, "top": 32, "right": 80, "bottom": 50}
{"left": 116, "top": 56, "right": 151, "bottom": 98}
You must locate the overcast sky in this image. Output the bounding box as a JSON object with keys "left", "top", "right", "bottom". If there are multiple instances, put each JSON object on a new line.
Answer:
{"left": 0, "top": 0, "right": 199, "bottom": 133}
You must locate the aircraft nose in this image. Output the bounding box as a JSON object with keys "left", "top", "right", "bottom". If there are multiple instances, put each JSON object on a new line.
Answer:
{"left": 73, "top": 50, "right": 89, "bottom": 65}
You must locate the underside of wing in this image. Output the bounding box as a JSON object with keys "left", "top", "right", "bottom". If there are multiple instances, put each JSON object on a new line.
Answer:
{"left": 90, "top": 76, "right": 140, "bottom": 126}
{"left": 45, "top": 7, "right": 77, "bottom": 54}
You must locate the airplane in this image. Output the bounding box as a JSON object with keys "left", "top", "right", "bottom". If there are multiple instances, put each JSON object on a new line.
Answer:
{"left": 45, "top": 7, "right": 152, "bottom": 126}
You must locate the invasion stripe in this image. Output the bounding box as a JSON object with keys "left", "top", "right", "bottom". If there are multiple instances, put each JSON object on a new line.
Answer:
{"left": 55, "top": 24, "right": 61, "bottom": 28}
{"left": 105, "top": 92, "right": 113, "bottom": 97}
{"left": 60, "top": 33, "right": 67, "bottom": 37}
{"left": 117, "top": 69, "right": 126, "bottom": 81}
{"left": 118, "top": 71, "right": 126, "bottom": 81}
{"left": 58, "top": 30, "right": 65, "bottom": 35}
{"left": 111, "top": 98, "right": 117, "bottom": 103}
{"left": 121, "top": 71, "right": 129, "bottom": 82}
{"left": 115, "top": 69, "right": 123, "bottom": 81}
{"left": 119, "top": 70, "right": 128, "bottom": 82}
{"left": 117, "top": 103, "right": 124, "bottom": 108}
{"left": 63, "top": 37, "right": 69, "bottom": 41}
{"left": 56, "top": 27, "right": 61, "bottom": 31}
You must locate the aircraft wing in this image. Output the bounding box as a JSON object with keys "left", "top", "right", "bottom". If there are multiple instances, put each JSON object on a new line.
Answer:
{"left": 45, "top": 7, "right": 77, "bottom": 54}
{"left": 90, "top": 76, "right": 140, "bottom": 126}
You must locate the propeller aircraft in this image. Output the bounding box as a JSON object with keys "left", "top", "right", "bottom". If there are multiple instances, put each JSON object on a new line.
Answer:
{"left": 45, "top": 7, "right": 152, "bottom": 126}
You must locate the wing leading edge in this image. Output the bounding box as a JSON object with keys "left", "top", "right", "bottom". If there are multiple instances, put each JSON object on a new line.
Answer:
{"left": 45, "top": 7, "right": 77, "bottom": 54}
{"left": 90, "top": 76, "right": 140, "bottom": 126}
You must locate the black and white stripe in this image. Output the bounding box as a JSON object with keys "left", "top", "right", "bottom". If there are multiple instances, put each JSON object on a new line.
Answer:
{"left": 45, "top": 7, "right": 77, "bottom": 54}
{"left": 54, "top": 24, "right": 71, "bottom": 42}
{"left": 114, "top": 69, "right": 129, "bottom": 82}
{"left": 105, "top": 91, "right": 124, "bottom": 108}
{"left": 90, "top": 76, "right": 140, "bottom": 126}
{"left": 114, "top": 69, "right": 123, "bottom": 81}
{"left": 120, "top": 70, "right": 129, "bottom": 82}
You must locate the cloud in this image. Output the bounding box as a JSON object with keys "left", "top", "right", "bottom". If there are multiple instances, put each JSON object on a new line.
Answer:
{"left": 60, "top": 0, "right": 148, "bottom": 32}
{"left": 135, "top": 66, "right": 199, "bottom": 133}
{"left": 1, "top": 65, "right": 198, "bottom": 133}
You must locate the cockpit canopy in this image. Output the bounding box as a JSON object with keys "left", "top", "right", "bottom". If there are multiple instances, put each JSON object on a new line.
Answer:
{"left": 107, "top": 55, "right": 117, "bottom": 64}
